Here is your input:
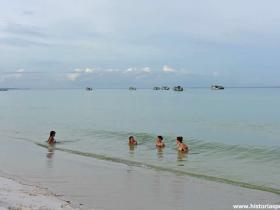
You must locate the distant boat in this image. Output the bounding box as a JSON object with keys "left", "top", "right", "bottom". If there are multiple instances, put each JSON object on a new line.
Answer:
{"left": 211, "top": 85, "right": 224, "bottom": 90}
{"left": 161, "top": 86, "right": 170, "bottom": 90}
{"left": 173, "top": 86, "right": 184, "bottom": 91}
{"left": 86, "top": 87, "right": 93, "bottom": 91}
{"left": 153, "top": 87, "right": 161, "bottom": 90}
{"left": 0, "top": 88, "right": 8, "bottom": 91}
{"left": 129, "top": 87, "right": 136, "bottom": 90}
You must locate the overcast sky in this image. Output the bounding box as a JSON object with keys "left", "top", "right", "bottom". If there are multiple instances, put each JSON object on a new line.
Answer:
{"left": 0, "top": 0, "right": 280, "bottom": 88}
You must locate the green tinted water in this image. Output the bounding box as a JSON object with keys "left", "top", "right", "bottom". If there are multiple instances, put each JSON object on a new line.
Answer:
{"left": 0, "top": 88, "right": 279, "bottom": 193}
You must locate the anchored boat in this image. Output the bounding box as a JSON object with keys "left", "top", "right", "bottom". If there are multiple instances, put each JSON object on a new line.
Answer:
{"left": 173, "top": 86, "right": 184, "bottom": 91}
{"left": 211, "top": 85, "right": 224, "bottom": 90}
{"left": 86, "top": 87, "right": 93, "bottom": 91}
{"left": 161, "top": 86, "right": 170, "bottom": 90}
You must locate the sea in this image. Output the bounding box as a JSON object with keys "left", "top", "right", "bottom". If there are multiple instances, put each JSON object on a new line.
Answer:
{"left": 0, "top": 88, "right": 279, "bottom": 204}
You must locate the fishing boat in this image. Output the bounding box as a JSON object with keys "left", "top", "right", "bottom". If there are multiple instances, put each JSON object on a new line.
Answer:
{"left": 211, "top": 85, "right": 224, "bottom": 90}
{"left": 173, "top": 86, "right": 184, "bottom": 91}
{"left": 161, "top": 86, "right": 170, "bottom": 90}
{"left": 129, "top": 87, "right": 136, "bottom": 90}
{"left": 86, "top": 87, "right": 93, "bottom": 91}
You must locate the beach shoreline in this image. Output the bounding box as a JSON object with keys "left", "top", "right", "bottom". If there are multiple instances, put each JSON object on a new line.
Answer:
{"left": 0, "top": 138, "right": 279, "bottom": 210}
{"left": 1, "top": 162, "right": 279, "bottom": 210}
{"left": 0, "top": 175, "right": 81, "bottom": 210}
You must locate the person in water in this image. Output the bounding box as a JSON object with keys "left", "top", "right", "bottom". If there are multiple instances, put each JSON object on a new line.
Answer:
{"left": 155, "top": 136, "right": 165, "bottom": 148}
{"left": 128, "top": 136, "right": 137, "bottom": 145}
{"left": 176, "top": 136, "right": 188, "bottom": 152}
{"left": 47, "top": 131, "right": 56, "bottom": 144}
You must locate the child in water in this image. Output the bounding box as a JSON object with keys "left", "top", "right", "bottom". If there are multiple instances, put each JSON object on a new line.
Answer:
{"left": 176, "top": 136, "right": 188, "bottom": 152}
{"left": 47, "top": 131, "right": 56, "bottom": 144}
{"left": 155, "top": 136, "right": 165, "bottom": 148}
{"left": 128, "top": 136, "right": 137, "bottom": 145}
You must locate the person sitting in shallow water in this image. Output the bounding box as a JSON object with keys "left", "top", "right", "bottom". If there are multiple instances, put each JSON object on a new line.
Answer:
{"left": 176, "top": 136, "right": 188, "bottom": 152}
{"left": 155, "top": 136, "right": 165, "bottom": 148}
{"left": 128, "top": 136, "right": 137, "bottom": 145}
{"left": 47, "top": 131, "right": 56, "bottom": 144}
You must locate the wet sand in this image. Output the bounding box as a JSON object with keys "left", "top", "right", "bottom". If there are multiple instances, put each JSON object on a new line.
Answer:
{"left": 0, "top": 176, "right": 79, "bottom": 210}
{"left": 0, "top": 138, "right": 279, "bottom": 210}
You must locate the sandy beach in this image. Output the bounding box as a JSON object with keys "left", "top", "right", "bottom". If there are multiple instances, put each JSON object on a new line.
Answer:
{"left": 0, "top": 176, "right": 81, "bottom": 210}
{"left": 0, "top": 160, "right": 279, "bottom": 210}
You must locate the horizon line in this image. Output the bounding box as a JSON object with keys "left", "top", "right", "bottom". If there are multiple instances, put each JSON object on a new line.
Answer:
{"left": 1, "top": 86, "right": 280, "bottom": 90}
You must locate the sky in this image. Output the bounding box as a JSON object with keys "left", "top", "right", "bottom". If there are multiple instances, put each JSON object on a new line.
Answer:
{"left": 0, "top": 0, "right": 280, "bottom": 88}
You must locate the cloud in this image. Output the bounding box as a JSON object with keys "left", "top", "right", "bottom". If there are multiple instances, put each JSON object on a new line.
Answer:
{"left": 122, "top": 67, "right": 152, "bottom": 75}
{"left": 0, "top": 37, "right": 49, "bottom": 47}
{"left": 142, "top": 67, "right": 151, "bottom": 73}
{"left": 212, "top": 71, "right": 220, "bottom": 77}
{"left": 22, "top": 10, "right": 34, "bottom": 16}
{"left": 123, "top": 67, "right": 137, "bottom": 74}
{"left": 105, "top": 69, "right": 121, "bottom": 73}
{"left": 162, "top": 65, "right": 176, "bottom": 73}
{"left": 66, "top": 66, "right": 152, "bottom": 81}
{"left": 84, "top": 68, "right": 95, "bottom": 73}
{"left": 67, "top": 68, "right": 96, "bottom": 81}
{"left": 16, "top": 68, "right": 25, "bottom": 73}
{"left": 0, "top": 69, "right": 25, "bottom": 82}
{"left": 0, "top": 0, "right": 280, "bottom": 88}
{"left": 67, "top": 72, "right": 80, "bottom": 81}
{"left": 2, "top": 23, "right": 44, "bottom": 37}
{"left": 0, "top": 23, "right": 47, "bottom": 48}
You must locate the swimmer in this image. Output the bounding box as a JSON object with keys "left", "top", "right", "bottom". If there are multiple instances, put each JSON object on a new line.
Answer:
{"left": 176, "top": 136, "right": 188, "bottom": 152}
{"left": 47, "top": 131, "right": 56, "bottom": 144}
{"left": 155, "top": 136, "right": 165, "bottom": 148}
{"left": 128, "top": 136, "right": 137, "bottom": 145}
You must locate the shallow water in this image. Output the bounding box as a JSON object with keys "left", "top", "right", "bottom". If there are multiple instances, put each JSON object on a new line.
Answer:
{"left": 0, "top": 88, "right": 280, "bottom": 193}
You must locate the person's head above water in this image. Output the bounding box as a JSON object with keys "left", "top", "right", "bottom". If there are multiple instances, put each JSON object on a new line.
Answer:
{"left": 157, "top": 136, "right": 163, "bottom": 141}
{"left": 176, "top": 136, "right": 183, "bottom": 143}
{"left": 50, "top": 131, "right": 56, "bottom": 137}
{"left": 47, "top": 131, "right": 56, "bottom": 144}
{"left": 128, "top": 136, "right": 137, "bottom": 145}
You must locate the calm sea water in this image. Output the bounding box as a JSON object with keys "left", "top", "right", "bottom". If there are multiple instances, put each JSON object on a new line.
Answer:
{"left": 0, "top": 88, "right": 279, "bottom": 193}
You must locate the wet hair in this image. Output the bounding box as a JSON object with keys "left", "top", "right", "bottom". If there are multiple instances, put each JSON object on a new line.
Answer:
{"left": 177, "top": 136, "right": 183, "bottom": 143}
{"left": 50, "top": 131, "right": 56, "bottom": 137}
{"left": 129, "top": 136, "right": 134, "bottom": 141}
{"left": 158, "top": 136, "right": 163, "bottom": 140}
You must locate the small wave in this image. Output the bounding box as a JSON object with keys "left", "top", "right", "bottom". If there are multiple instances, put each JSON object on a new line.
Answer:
{"left": 11, "top": 130, "right": 280, "bottom": 163}
{"left": 81, "top": 129, "right": 280, "bottom": 152}
{"left": 35, "top": 142, "right": 280, "bottom": 195}
{"left": 90, "top": 130, "right": 155, "bottom": 142}
{"left": 7, "top": 130, "right": 280, "bottom": 194}
{"left": 10, "top": 136, "right": 84, "bottom": 145}
{"left": 189, "top": 139, "right": 280, "bottom": 162}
